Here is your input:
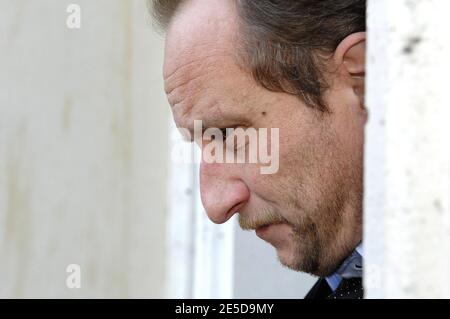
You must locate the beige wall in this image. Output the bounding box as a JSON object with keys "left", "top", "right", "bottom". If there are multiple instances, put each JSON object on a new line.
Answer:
{"left": 0, "top": 0, "right": 169, "bottom": 298}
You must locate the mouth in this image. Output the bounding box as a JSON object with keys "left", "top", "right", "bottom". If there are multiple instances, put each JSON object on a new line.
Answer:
{"left": 255, "top": 223, "right": 281, "bottom": 237}
{"left": 255, "top": 225, "right": 269, "bottom": 237}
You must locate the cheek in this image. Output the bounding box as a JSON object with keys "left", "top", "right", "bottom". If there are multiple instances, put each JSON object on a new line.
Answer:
{"left": 266, "top": 128, "right": 340, "bottom": 207}
{"left": 274, "top": 131, "right": 317, "bottom": 184}
{"left": 246, "top": 171, "right": 273, "bottom": 195}
{"left": 331, "top": 108, "right": 366, "bottom": 160}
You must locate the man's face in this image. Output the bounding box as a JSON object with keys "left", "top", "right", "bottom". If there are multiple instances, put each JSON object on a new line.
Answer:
{"left": 163, "top": 0, "right": 366, "bottom": 276}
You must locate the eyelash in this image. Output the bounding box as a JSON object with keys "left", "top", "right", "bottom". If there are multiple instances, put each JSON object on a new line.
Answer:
{"left": 215, "top": 127, "right": 250, "bottom": 149}
{"left": 206, "top": 125, "right": 251, "bottom": 144}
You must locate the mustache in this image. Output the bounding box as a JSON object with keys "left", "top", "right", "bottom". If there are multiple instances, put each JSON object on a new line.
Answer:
{"left": 238, "top": 208, "right": 288, "bottom": 230}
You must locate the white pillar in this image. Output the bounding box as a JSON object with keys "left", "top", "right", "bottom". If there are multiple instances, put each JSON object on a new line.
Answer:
{"left": 365, "top": 0, "right": 450, "bottom": 298}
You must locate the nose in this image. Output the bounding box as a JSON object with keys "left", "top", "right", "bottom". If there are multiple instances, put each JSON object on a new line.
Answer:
{"left": 199, "top": 161, "right": 250, "bottom": 224}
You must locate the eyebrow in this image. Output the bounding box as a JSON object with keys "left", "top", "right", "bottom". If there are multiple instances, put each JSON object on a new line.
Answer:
{"left": 171, "top": 89, "right": 254, "bottom": 138}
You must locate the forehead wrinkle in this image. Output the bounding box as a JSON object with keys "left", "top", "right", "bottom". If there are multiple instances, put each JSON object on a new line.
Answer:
{"left": 164, "top": 59, "right": 200, "bottom": 95}
{"left": 166, "top": 71, "right": 204, "bottom": 109}
{"left": 164, "top": 50, "right": 234, "bottom": 93}
{"left": 165, "top": 51, "right": 239, "bottom": 129}
{"left": 167, "top": 73, "right": 210, "bottom": 129}
{"left": 163, "top": 44, "right": 205, "bottom": 81}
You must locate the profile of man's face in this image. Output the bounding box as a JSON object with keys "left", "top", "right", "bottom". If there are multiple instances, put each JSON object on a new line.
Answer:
{"left": 162, "top": 0, "right": 366, "bottom": 277}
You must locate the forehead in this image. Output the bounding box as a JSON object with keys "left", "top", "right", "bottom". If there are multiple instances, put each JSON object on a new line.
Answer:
{"left": 163, "top": 0, "right": 239, "bottom": 79}
{"left": 163, "top": 0, "right": 256, "bottom": 128}
{"left": 165, "top": 55, "right": 258, "bottom": 130}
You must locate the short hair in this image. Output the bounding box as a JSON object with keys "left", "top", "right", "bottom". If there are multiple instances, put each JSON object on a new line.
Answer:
{"left": 150, "top": 0, "right": 366, "bottom": 111}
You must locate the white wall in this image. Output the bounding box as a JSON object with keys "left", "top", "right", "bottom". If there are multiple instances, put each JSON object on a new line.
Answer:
{"left": 0, "top": 0, "right": 169, "bottom": 298}
{"left": 232, "top": 225, "right": 316, "bottom": 299}
{"left": 365, "top": 0, "right": 450, "bottom": 298}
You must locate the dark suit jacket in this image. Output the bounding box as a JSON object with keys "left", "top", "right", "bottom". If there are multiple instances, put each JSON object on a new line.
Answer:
{"left": 304, "top": 278, "right": 333, "bottom": 299}
{"left": 305, "top": 277, "right": 363, "bottom": 299}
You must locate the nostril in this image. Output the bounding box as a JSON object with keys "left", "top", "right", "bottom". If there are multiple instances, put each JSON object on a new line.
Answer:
{"left": 207, "top": 202, "right": 244, "bottom": 224}
{"left": 199, "top": 162, "right": 250, "bottom": 224}
{"left": 227, "top": 202, "right": 246, "bottom": 219}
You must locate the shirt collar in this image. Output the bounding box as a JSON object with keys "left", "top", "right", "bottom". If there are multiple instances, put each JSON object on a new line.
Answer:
{"left": 325, "top": 243, "right": 363, "bottom": 292}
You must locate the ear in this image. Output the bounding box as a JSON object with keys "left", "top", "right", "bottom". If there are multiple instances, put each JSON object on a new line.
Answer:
{"left": 333, "top": 32, "right": 366, "bottom": 109}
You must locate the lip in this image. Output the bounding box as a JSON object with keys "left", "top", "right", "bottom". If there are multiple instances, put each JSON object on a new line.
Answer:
{"left": 255, "top": 222, "right": 287, "bottom": 238}
{"left": 255, "top": 224, "right": 272, "bottom": 237}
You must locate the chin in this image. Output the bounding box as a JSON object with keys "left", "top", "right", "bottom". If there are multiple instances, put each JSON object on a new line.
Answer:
{"left": 276, "top": 247, "right": 306, "bottom": 272}
{"left": 275, "top": 246, "right": 338, "bottom": 277}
